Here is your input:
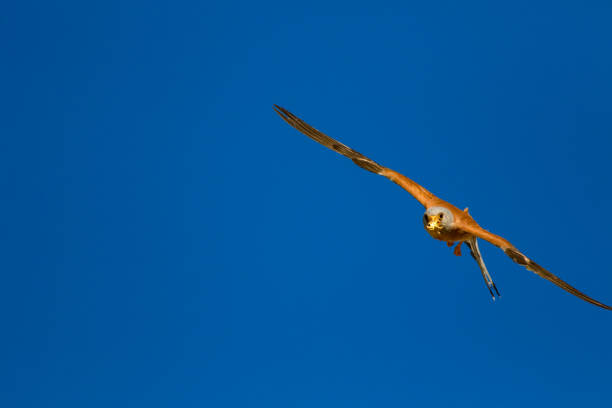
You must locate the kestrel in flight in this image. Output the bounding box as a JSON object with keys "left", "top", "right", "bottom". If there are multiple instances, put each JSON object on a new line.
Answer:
{"left": 273, "top": 105, "right": 612, "bottom": 310}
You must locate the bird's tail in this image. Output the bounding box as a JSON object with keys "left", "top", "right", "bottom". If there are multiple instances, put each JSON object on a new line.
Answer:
{"left": 466, "top": 237, "right": 500, "bottom": 301}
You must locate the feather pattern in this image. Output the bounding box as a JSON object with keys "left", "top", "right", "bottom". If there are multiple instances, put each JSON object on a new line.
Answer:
{"left": 275, "top": 105, "right": 612, "bottom": 310}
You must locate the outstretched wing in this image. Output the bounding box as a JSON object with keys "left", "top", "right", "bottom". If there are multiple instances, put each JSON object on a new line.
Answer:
{"left": 456, "top": 220, "right": 612, "bottom": 310}
{"left": 273, "top": 105, "right": 439, "bottom": 208}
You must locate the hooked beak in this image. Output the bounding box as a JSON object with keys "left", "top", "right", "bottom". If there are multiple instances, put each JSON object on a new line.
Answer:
{"left": 425, "top": 215, "right": 443, "bottom": 231}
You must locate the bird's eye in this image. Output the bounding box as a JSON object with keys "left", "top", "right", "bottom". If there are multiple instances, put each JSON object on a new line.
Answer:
{"left": 423, "top": 214, "right": 428, "bottom": 222}
{"left": 439, "top": 213, "right": 444, "bottom": 219}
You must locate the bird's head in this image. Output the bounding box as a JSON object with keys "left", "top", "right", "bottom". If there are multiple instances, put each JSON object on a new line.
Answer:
{"left": 423, "top": 207, "right": 454, "bottom": 232}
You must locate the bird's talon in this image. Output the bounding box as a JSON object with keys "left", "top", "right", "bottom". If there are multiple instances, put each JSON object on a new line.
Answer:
{"left": 453, "top": 242, "right": 463, "bottom": 256}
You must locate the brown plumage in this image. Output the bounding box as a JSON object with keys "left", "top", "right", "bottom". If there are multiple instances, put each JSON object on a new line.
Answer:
{"left": 274, "top": 104, "right": 612, "bottom": 311}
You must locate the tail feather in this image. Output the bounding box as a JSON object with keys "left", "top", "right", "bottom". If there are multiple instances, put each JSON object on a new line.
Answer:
{"left": 466, "top": 237, "right": 500, "bottom": 301}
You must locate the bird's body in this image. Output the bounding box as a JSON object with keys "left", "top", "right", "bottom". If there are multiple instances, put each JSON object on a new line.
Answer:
{"left": 274, "top": 105, "right": 611, "bottom": 310}
{"left": 421, "top": 204, "right": 471, "bottom": 242}
{"left": 426, "top": 227, "right": 471, "bottom": 243}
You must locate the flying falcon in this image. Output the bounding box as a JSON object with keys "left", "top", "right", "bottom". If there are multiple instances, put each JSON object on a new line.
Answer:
{"left": 273, "top": 105, "right": 611, "bottom": 310}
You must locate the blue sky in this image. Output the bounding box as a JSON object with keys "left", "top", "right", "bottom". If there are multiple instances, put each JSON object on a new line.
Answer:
{"left": 3, "top": 1, "right": 612, "bottom": 407}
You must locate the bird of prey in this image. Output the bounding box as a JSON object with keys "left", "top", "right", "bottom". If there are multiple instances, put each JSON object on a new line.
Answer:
{"left": 273, "top": 105, "right": 611, "bottom": 310}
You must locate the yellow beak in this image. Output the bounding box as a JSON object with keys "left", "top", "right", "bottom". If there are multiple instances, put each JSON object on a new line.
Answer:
{"left": 426, "top": 215, "right": 443, "bottom": 231}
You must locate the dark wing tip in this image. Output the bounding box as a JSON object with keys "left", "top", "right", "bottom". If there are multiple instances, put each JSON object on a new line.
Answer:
{"left": 273, "top": 105, "right": 293, "bottom": 119}
{"left": 504, "top": 248, "right": 612, "bottom": 311}
{"left": 273, "top": 104, "right": 288, "bottom": 120}
{"left": 272, "top": 105, "right": 383, "bottom": 175}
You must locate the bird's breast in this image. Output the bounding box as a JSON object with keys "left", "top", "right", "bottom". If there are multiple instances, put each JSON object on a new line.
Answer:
{"left": 425, "top": 227, "right": 471, "bottom": 242}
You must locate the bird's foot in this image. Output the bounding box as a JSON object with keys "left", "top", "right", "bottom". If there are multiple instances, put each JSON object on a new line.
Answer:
{"left": 453, "top": 242, "right": 463, "bottom": 256}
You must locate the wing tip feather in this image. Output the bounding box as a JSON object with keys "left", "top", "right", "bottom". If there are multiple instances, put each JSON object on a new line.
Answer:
{"left": 504, "top": 248, "right": 612, "bottom": 311}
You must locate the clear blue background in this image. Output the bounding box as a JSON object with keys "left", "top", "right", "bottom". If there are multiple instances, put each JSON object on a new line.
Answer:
{"left": 3, "top": 1, "right": 612, "bottom": 407}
